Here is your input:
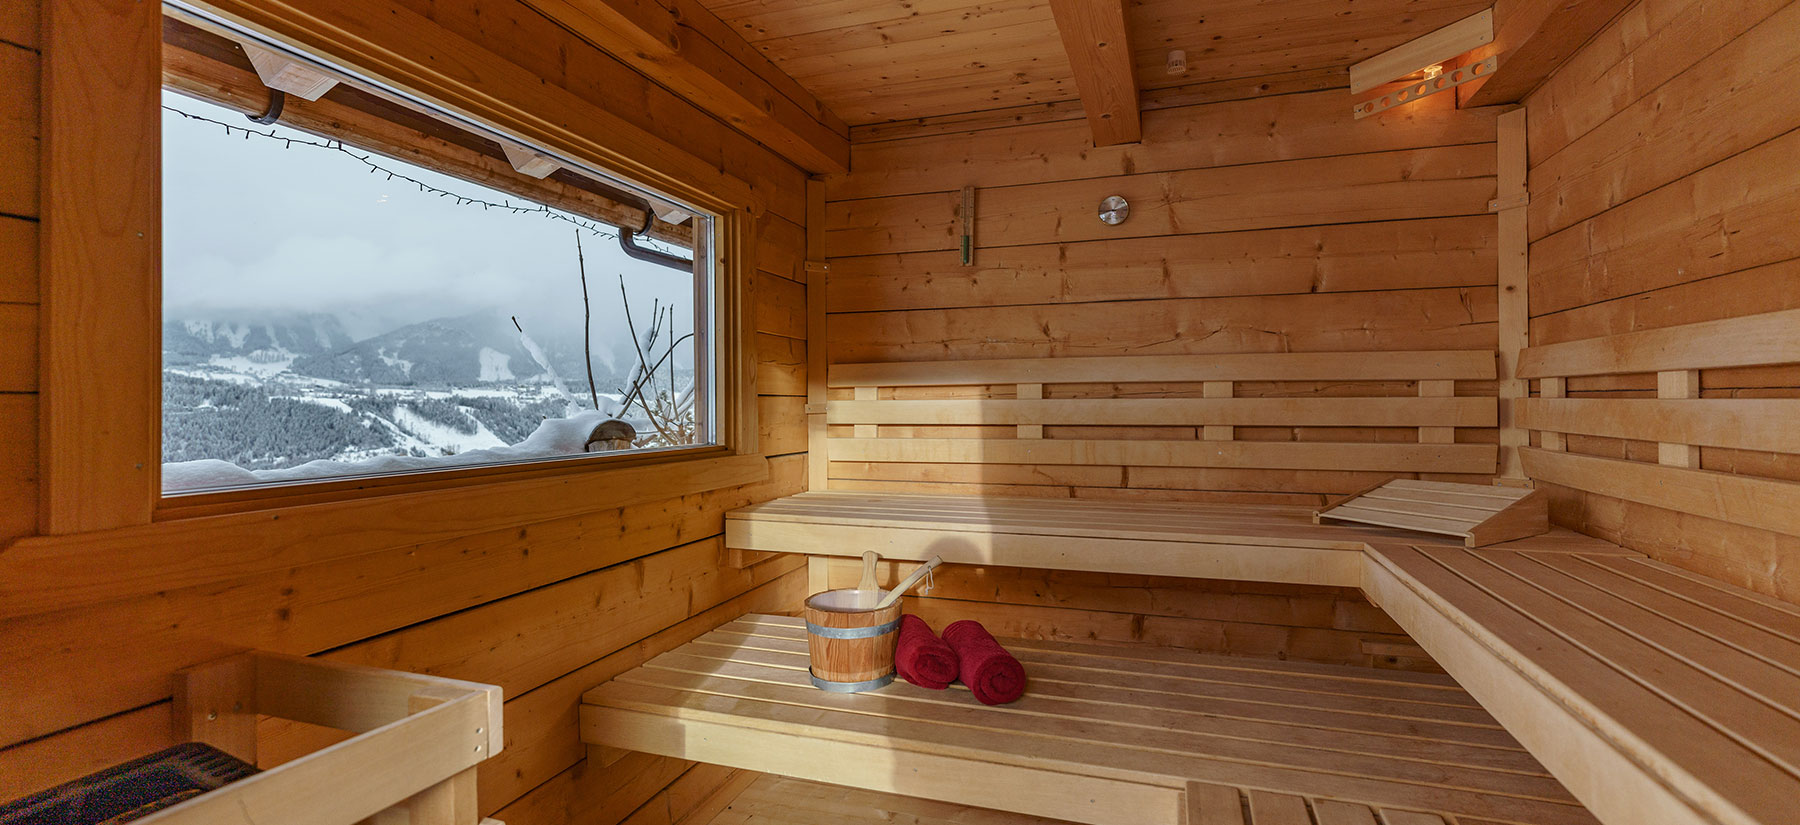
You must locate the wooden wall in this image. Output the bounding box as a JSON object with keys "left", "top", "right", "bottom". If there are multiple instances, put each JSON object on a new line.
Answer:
{"left": 1523, "top": 0, "right": 1800, "bottom": 601}
{"left": 813, "top": 82, "right": 1500, "bottom": 669}
{"left": 0, "top": 2, "right": 813, "bottom": 823}
{"left": 823, "top": 86, "right": 1500, "bottom": 505}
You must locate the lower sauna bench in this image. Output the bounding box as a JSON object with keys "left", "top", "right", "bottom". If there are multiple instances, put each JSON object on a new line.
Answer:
{"left": 582, "top": 615, "right": 1596, "bottom": 825}
{"left": 705, "top": 774, "right": 1463, "bottom": 825}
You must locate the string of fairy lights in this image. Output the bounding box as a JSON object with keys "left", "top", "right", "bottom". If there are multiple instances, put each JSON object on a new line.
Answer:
{"left": 161, "top": 103, "right": 685, "bottom": 256}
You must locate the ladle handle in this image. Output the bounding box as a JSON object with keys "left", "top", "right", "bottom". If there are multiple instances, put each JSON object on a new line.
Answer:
{"left": 875, "top": 556, "right": 942, "bottom": 609}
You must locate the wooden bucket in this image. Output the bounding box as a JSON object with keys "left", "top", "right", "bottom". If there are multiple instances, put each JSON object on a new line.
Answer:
{"left": 802, "top": 589, "right": 901, "bottom": 693}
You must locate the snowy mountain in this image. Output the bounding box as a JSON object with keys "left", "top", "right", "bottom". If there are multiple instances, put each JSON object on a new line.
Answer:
{"left": 163, "top": 312, "right": 356, "bottom": 375}
{"left": 290, "top": 310, "right": 547, "bottom": 386}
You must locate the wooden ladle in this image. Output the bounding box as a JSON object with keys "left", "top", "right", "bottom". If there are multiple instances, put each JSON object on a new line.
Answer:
{"left": 855, "top": 550, "right": 880, "bottom": 608}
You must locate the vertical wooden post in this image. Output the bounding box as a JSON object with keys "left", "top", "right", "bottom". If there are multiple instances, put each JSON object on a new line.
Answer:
{"left": 1540, "top": 378, "right": 1566, "bottom": 451}
{"left": 1657, "top": 370, "right": 1701, "bottom": 467}
{"left": 852, "top": 387, "right": 878, "bottom": 438}
{"left": 374, "top": 693, "right": 482, "bottom": 825}
{"left": 1418, "top": 380, "right": 1456, "bottom": 444}
{"left": 1494, "top": 108, "right": 1531, "bottom": 484}
{"left": 173, "top": 654, "right": 259, "bottom": 765}
{"left": 807, "top": 555, "right": 831, "bottom": 595}
{"left": 804, "top": 178, "right": 830, "bottom": 490}
{"left": 1201, "top": 381, "right": 1233, "bottom": 441}
{"left": 1016, "top": 383, "right": 1044, "bottom": 439}
{"left": 42, "top": 0, "right": 162, "bottom": 532}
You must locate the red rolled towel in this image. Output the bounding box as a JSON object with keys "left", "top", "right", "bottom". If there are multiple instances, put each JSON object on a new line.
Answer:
{"left": 895, "top": 614, "right": 959, "bottom": 689}
{"left": 942, "top": 620, "right": 1027, "bottom": 705}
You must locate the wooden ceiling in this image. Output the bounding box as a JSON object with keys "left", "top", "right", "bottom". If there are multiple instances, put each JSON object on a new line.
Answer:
{"left": 698, "top": 0, "right": 1493, "bottom": 127}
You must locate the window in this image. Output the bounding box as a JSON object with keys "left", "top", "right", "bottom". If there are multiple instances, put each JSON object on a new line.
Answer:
{"left": 158, "top": 11, "right": 721, "bottom": 495}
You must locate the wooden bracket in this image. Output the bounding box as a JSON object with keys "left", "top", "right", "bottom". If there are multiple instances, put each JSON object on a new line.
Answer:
{"left": 1355, "top": 56, "right": 1498, "bottom": 120}
{"left": 1488, "top": 193, "right": 1529, "bottom": 212}
{"left": 499, "top": 144, "right": 561, "bottom": 179}
{"left": 805, "top": 402, "right": 827, "bottom": 415}
{"left": 236, "top": 40, "right": 339, "bottom": 101}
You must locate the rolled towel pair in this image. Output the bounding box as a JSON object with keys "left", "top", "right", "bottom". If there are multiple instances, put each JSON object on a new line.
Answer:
{"left": 895, "top": 615, "right": 1027, "bottom": 705}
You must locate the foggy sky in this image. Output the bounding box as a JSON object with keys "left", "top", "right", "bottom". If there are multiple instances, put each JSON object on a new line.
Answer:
{"left": 161, "top": 90, "right": 696, "bottom": 348}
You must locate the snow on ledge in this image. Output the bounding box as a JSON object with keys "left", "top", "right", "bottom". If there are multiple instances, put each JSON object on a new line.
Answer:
{"left": 164, "top": 410, "right": 623, "bottom": 494}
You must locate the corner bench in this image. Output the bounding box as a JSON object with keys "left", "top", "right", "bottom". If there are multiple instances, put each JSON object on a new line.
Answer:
{"left": 583, "top": 615, "right": 1597, "bottom": 825}
{"left": 592, "top": 350, "right": 1800, "bottom": 825}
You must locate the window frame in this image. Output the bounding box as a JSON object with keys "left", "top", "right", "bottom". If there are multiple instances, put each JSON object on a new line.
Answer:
{"left": 41, "top": 0, "right": 765, "bottom": 530}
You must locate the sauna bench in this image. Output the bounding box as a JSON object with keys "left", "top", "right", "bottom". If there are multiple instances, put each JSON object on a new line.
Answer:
{"left": 725, "top": 490, "right": 1800, "bottom": 825}
{"left": 724, "top": 490, "right": 1614, "bottom": 589}
{"left": 581, "top": 614, "right": 1597, "bottom": 825}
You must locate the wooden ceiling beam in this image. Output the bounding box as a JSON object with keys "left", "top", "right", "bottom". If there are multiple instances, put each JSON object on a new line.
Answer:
{"left": 1458, "top": 0, "right": 1637, "bottom": 107}
{"left": 1048, "top": 0, "right": 1141, "bottom": 146}
{"left": 520, "top": 0, "right": 850, "bottom": 174}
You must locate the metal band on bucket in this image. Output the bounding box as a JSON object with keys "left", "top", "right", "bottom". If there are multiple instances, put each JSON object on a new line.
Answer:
{"left": 810, "top": 669, "right": 894, "bottom": 693}
{"left": 805, "top": 618, "right": 900, "bottom": 639}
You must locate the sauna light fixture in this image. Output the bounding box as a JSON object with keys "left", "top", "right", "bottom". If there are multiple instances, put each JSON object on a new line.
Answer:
{"left": 1098, "top": 196, "right": 1130, "bottom": 225}
{"left": 1166, "top": 49, "right": 1187, "bottom": 76}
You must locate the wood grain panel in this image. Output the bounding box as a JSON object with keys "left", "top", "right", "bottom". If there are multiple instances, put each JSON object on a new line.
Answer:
{"left": 0, "top": 303, "right": 35, "bottom": 392}
{"left": 0, "top": 394, "right": 36, "bottom": 543}
{"left": 828, "top": 145, "right": 1496, "bottom": 256}
{"left": 753, "top": 333, "right": 804, "bottom": 397}
{"left": 1524, "top": 0, "right": 1788, "bottom": 167}
{"left": 1532, "top": 258, "right": 1800, "bottom": 349}
{"left": 828, "top": 217, "right": 1496, "bottom": 313}
{"left": 752, "top": 270, "right": 805, "bottom": 339}
{"left": 833, "top": 89, "right": 1494, "bottom": 201}
{"left": 0, "top": 455, "right": 803, "bottom": 750}
{"left": 1528, "top": 127, "right": 1800, "bottom": 319}
{"left": 1526, "top": 2, "right": 1800, "bottom": 241}
{"left": 831, "top": 287, "right": 1497, "bottom": 363}
{"left": 0, "top": 217, "right": 36, "bottom": 303}
{"left": 0, "top": 44, "right": 36, "bottom": 139}
{"left": 0, "top": 1, "right": 38, "bottom": 48}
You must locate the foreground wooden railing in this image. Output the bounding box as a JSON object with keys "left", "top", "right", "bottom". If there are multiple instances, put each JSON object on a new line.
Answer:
{"left": 1516, "top": 308, "right": 1800, "bottom": 537}
{"left": 144, "top": 651, "right": 503, "bottom": 825}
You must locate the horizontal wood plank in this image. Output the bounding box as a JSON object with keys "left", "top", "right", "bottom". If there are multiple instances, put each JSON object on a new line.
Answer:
{"left": 830, "top": 438, "right": 1498, "bottom": 474}
{"left": 826, "top": 397, "right": 1494, "bottom": 428}
{"left": 1517, "top": 309, "right": 1800, "bottom": 378}
{"left": 1521, "top": 447, "right": 1800, "bottom": 538}
{"left": 827, "top": 145, "right": 1497, "bottom": 256}
{"left": 827, "top": 216, "right": 1497, "bottom": 314}
{"left": 832, "top": 351, "right": 1496, "bottom": 387}
{"left": 0, "top": 453, "right": 769, "bottom": 622}
{"left": 1519, "top": 398, "right": 1800, "bottom": 454}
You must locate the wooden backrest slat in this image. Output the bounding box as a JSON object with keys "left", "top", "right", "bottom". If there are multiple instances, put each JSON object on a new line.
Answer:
{"left": 829, "top": 351, "right": 1496, "bottom": 388}
{"left": 1517, "top": 308, "right": 1800, "bottom": 379}
{"left": 825, "top": 397, "right": 1496, "bottom": 428}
